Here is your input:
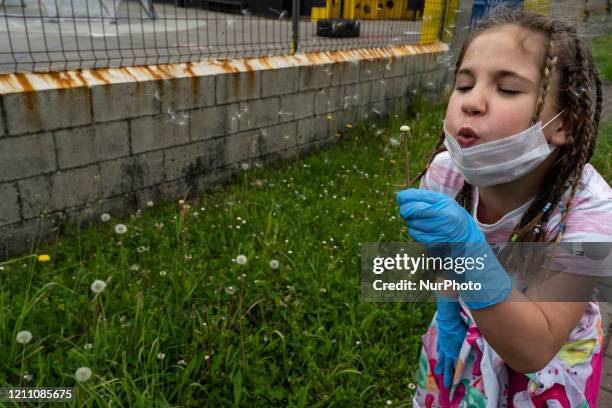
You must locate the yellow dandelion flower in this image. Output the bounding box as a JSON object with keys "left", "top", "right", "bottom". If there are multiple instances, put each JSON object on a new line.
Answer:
{"left": 345, "top": 123, "right": 353, "bottom": 129}
{"left": 38, "top": 254, "right": 51, "bottom": 263}
{"left": 390, "top": 159, "right": 397, "bottom": 164}
{"left": 326, "top": 114, "right": 333, "bottom": 120}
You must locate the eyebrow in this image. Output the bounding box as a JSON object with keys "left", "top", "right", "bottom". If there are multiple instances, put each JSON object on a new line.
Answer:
{"left": 456, "top": 68, "right": 535, "bottom": 86}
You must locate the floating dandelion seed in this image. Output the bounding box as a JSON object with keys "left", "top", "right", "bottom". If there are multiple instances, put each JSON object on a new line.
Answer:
{"left": 75, "top": 367, "right": 92, "bottom": 382}
{"left": 114, "top": 224, "right": 127, "bottom": 234}
{"left": 225, "top": 286, "right": 237, "bottom": 295}
{"left": 100, "top": 213, "right": 111, "bottom": 222}
{"left": 235, "top": 255, "right": 247, "bottom": 265}
{"left": 90, "top": 279, "right": 107, "bottom": 294}
{"left": 157, "top": 352, "right": 166, "bottom": 360}
{"left": 269, "top": 259, "right": 280, "bottom": 270}
{"left": 16, "top": 330, "right": 32, "bottom": 344}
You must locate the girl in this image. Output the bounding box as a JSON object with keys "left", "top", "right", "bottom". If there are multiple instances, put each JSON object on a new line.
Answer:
{"left": 397, "top": 6, "right": 610, "bottom": 407}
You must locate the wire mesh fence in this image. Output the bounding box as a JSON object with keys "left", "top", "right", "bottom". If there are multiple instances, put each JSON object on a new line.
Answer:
{"left": 0, "top": 0, "right": 451, "bottom": 74}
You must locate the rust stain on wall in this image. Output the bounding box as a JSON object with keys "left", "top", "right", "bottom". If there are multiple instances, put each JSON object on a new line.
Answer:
{"left": 0, "top": 42, "right": 448, "bottom": 96}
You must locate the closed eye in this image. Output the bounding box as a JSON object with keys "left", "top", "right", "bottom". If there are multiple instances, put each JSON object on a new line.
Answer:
{"left": 455, "top": 86, "right": 472, "bottom": 92}
{"left": 499, "top": 89, "right": 521, "bottom": 95}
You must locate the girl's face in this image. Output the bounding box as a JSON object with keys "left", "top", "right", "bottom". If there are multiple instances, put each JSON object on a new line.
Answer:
{"left": 445, "top": 25, "right": 563, "bottom": 148}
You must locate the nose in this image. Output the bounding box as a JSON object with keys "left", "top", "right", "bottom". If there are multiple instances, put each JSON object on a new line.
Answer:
{"left": 461, "top": 86, "right": 487, "bottom": 116}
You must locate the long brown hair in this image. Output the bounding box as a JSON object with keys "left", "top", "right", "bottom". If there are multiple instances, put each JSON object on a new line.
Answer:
{"left": 413, "top": 5, "right": 603, "bottom": 245}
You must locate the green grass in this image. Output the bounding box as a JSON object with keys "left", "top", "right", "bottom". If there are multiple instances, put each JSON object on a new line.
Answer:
{"left": 1, "top": 97, "right": 611, "bottom": 407}
{"left": 0, "top": 101, "right": 444, "bottom": 407}
{"left": 591, "top": 33, "right": 612, "bottom": 81}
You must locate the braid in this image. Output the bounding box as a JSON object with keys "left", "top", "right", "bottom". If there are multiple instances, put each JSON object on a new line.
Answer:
{"left": 532, "top": 44, "right": 557, "bottom": 125}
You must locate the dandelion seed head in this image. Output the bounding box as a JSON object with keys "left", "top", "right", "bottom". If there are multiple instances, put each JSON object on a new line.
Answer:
{"left": 16, "top": 330, "right": 32, "bottom": 344}
{"left": 90, "top": 279, "right": 107, "bottom": 294}
{"left": 225, "top": 286, "right": 237, "bottom": 295}
{"left": 269, "top": 259, "right": 280, "bottom": 270}
{"left": 100, "top": 213, "right": 111, "bottom": 222}
{"left": 22, "top": 372, "right": 33, "bottom": 381}
{"left": 408, "top": 382, "right": 416, "bottom": 390}
{"left": 114, "top": 224, "right": 127, "bottom": 234}
{"left": 146, "top": 200, "right": 154, "bottom": 207}
{"left": 235, "top": 255, "right": 247, "bottom": 265}
{"left": 75, "top": 367, "right": 92, "bottom": 382}
{"left": 157, "top": 352, "right": 166, "bottom": 360}
{"left": 84, "top": 343, "right": 93, "bottom": 350}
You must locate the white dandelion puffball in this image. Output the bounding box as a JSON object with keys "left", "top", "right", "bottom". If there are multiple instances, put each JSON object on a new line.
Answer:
{"left": 114, "top": 224, "right": 127, "bottom": 234}
{"left": 90, "top": 279, "right": 107, "bottom": 294}
{"left": 241, "top": 162, "right": 250, "bottom": 170}
{"left": 225, "top": 286, "right": 237, "bottom": 295}
{"left": 157, "top": 352, "right": 166, "bottom": 360}
{"left": 269, "top": 259, "right": 280, "bottom": 270}
{"left": 16, "top": 330, "right": 33, "bottom": 344}
{"left": 146, "top": 200, "right": 154, "bottom": 207}
{"left": 100, "top": 213, "right": 111, "bottom": 222}
{"left": 75, "top": 367, "right": 92, "bottom": 382}
{"left": 235, "top": 255, "right": 247, "bottom": 265}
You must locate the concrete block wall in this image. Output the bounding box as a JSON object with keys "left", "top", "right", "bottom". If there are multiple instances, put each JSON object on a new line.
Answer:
{"left": 0, "top": 43, "right": 450, "bottom": 258}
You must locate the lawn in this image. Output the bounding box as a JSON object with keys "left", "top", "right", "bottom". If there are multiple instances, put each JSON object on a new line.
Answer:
{"left": 590, "top": 32, "right": 612, "bottom": 82}
{"left": 1, "top": 83, "right": 611, "bottom": 405}
{"left": 1, "top": 101, "right": 445, "bottom": 407}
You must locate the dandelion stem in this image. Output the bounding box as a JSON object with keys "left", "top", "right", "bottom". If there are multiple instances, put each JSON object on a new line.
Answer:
{"left": 400, "top": 125, "right": 411, "bottom": 186}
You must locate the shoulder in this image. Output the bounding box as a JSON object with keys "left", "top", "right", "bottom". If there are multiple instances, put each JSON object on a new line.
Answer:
{"left": 549, "top": 164, "right": 612, "bottom": 242}
{"left": 419, "top": 151, "right": 465, "bottom": 197}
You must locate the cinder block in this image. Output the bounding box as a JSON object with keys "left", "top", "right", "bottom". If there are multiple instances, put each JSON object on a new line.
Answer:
{"left": 0, "top": 101, "right": 5, "bottom": 137}
{"left": 261, "top": 67, "right": 299, "bottom": 97}
{"left": 225, "top": 131, "right": 260, "bottom": 164}
{"left": 297, "top": 114, "right": 328, "bottom": 145}
{"left": 359, "top": 59, "right": 386, "bottom": 82}
{"left": 164, "top": 139, "right": 226, "bottom": 182}
{"left": 238, "top": 97, "right": 280, "bottom": 132}
{"left": 370, "top": 78, "right": 388, "bottom": 102}
{"left": 315, "top": 86, "right": 344, "bottom": 115}
{"left": 280, "top": 91, "right": 315, "bottom": 122}
{"left": 0, "top": 216, "right": 57, "bottom": 259}
{"left": 216, "top": 71, "right": 261, "bottom": 104}
{"left": 383, "top": 57, "right": 408, "bottom": 78}
{"left": 191, "top": 103, "right": 239, "bottom": 141}
{"left": 91, "top": 81, "right": 160, "bottom": 123}
{"left": 299, "top": 65, "right": 332, "bottom": 91}
{"left": 130, "top": 113, "right": 190, "bottom": 154}
{"left": 0, "top": 133, "right": 56, "bottom": 182}
{"left": 18, "top": 165, "right": 101, "bottom": 219}
{"left": 331, "top": 61, "right": 360, "bottom": 86}
{"left": 260, "top": 122, "right": 297, "bottom": 155}
{"left": 55, "top": 121, "right": 130, "bottom": 169}
{"left": 342, "top": 82, "right": 370, "bottom": 110}
{"left": 0, "top": 183, "right": 20, "bottom": 226}
{"left": 384, "top": 76, "right": 408, "bottom": 100}
{"left": 159, "top": 75, "right": 215, "bottom": 112}
{"left": 3, "top": 87, "right": 92, "bottom": 135}
{"left": 98, "top": 151, "right": 165, "bottom": 198}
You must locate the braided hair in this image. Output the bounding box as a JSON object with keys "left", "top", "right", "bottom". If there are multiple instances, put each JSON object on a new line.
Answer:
{"left": 413, "top": 6, "right": 603, "bottom": 247}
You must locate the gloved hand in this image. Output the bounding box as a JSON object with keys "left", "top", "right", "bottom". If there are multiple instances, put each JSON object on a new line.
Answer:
{"left": 435, "top": 295, "right": 467, "bottom": 389}
{"left": 397, "top": 188, "right": 513, "bottom": 309}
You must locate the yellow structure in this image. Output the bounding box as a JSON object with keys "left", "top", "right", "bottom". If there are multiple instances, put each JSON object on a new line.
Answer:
{"left": 419, "top": 0, "right": 459, "bottom": 44}
{"left": 523, "top": 0, "right": 551, "bottom": 15}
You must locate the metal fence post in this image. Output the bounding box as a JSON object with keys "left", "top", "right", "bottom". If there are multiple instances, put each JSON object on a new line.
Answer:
{"left": 438, "top": 0, "right": 450, "bottom": 40}
{"left": 292, "top": 0, "right": 301, "bottom": 53}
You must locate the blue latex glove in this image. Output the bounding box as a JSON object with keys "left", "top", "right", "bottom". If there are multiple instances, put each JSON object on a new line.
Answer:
{"left": 435, "top": 295, "right": 467, "bottom": 389}
{"left": 397, "top": 188, "right": 513, "bottom": 309}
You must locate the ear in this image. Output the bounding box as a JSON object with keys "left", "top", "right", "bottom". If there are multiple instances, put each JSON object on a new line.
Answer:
{"left": 549, "top": 113, "right": 574, "bottom": 146}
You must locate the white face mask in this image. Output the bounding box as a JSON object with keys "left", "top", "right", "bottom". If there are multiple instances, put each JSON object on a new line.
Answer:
{"left": 443, "top": 109, "right": 566, "bottom": 187}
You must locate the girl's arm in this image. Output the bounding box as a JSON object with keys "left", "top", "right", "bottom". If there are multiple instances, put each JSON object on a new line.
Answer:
{"left": 469, "top": 272, "right": 595, "bottom": 374}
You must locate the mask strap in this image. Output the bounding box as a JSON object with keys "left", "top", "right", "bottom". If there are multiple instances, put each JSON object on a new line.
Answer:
{"left": 542, "top": 108, "right": 566, "bottom": 130}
